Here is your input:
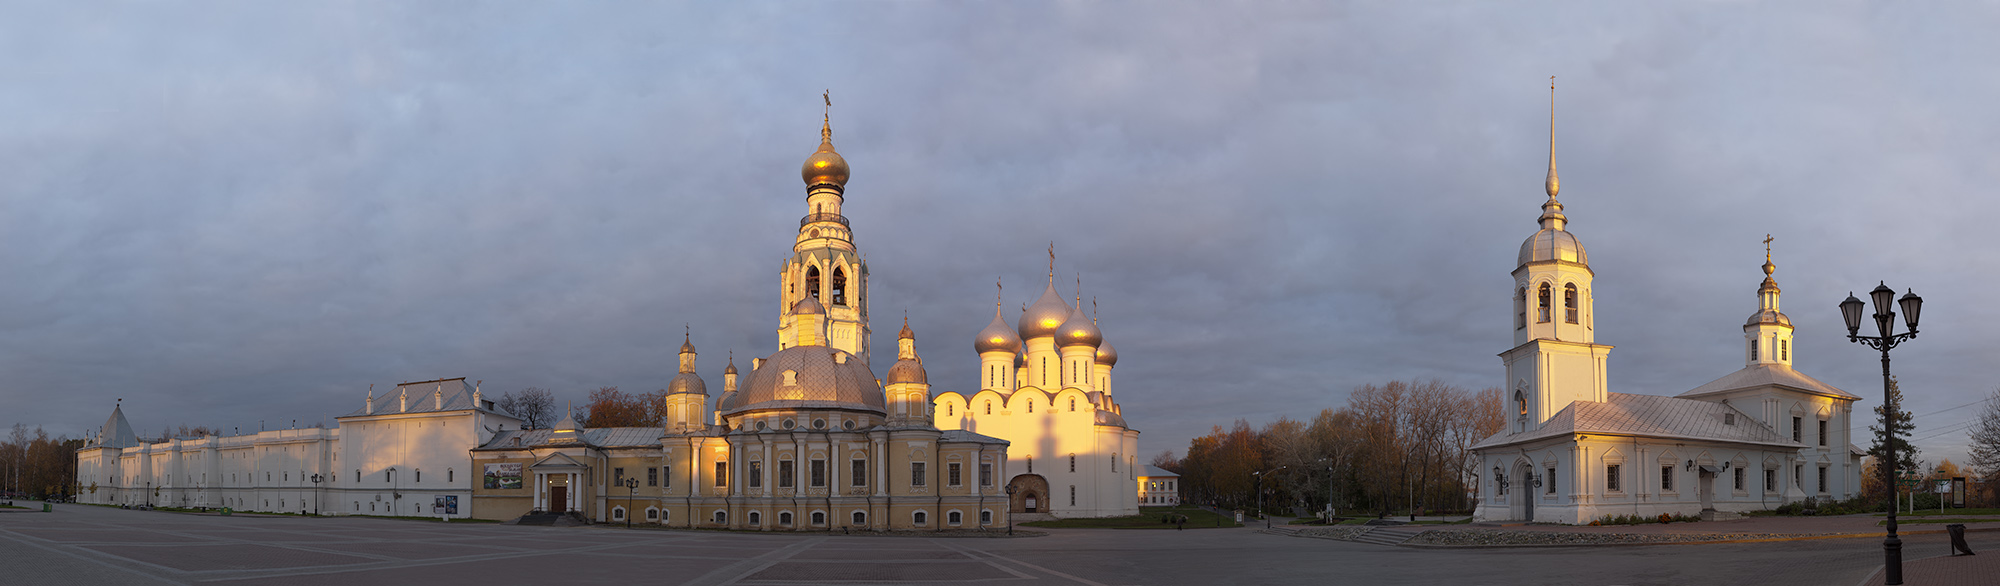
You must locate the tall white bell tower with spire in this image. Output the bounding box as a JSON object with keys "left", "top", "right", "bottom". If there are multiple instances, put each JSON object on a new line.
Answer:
{"left": 1501, "top": 78, "right": 1614, "bottom": 434}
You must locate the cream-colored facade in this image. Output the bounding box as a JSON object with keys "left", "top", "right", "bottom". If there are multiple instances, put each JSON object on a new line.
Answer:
{"left": 1470, "top": 104, "right": 1863, "bottom": 524}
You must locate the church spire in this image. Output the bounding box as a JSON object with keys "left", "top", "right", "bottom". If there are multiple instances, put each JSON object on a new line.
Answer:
{"left": 1538, "top": 77, "right": 1567, "bottom": 231}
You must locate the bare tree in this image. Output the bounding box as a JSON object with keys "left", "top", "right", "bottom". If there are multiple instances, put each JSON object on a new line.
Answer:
{"left": 498, "top": 388, "right": 558, "bottom": 430}
{"left": 1968, "top": 387, "right": 2000, "bottom": 483}
{"left": 1150, "top": 450, "right": 1180, "bottom": 472}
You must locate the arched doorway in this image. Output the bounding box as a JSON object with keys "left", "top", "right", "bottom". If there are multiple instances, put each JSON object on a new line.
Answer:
{"left": 1513, "top": 460, "right": 1536, "bottom": 522}
{"left": 1006, "top": 474, "right": 1049, "bottom": 514}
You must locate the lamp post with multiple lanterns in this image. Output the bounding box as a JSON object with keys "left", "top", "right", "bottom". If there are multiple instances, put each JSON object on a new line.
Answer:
{"left": 1840, "top": 282, "right": 1922, "bottom": 586}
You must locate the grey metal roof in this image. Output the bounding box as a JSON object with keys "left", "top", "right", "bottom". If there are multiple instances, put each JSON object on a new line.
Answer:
{"left": 938, "top": 429, "right": 1010, "bottom": 445}
{"left": 726, "top": 345, "right": 885, "bottom": 416}
{"left": 341, "top": 378, "right": 508, "bottom": 418}
{"left": 667, "top": 372, "right": 708, "bottom": 396}
{"left": 474, "top": 426, "right": 663, "bottom": 450}
{"left": 885, "top": 358, "right": 927, "bottom": 384}
{"left": 96, "top": 404, "right": 139, "bottom": 448}
{"left": 1472, "top": 392, "right": 1798, "bottom": 450}
{"left": 1141, "top": 465, "right": 1179, "bottom": 478}
{"left": 1678, "top": 363, "right": 1860, "bottom": 400}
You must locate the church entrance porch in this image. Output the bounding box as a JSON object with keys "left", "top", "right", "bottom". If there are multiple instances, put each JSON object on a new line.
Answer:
{"left": 549, "top": 486, "right": 568, "bottom": 513}
{"left": 1006, "top": 474, "right": 1054, "bottom": 521}
{"left": 1697, "top": 467, "right": 1716, "bottom": 512}
{"left": 1512, "top": 461, "right": 1535, "bottom": 523}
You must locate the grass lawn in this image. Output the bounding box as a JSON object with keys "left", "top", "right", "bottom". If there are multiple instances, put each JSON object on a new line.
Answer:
{"left": 0, "top": 504, "right": 27, "bottom": 509}
{"left": 1021, "top": 506, "right": 1240, "bottom": 529}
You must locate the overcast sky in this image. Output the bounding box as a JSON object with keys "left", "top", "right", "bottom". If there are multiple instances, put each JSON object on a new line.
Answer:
{"left": 4, "top": 2, "right": 1996, "bottom": 469}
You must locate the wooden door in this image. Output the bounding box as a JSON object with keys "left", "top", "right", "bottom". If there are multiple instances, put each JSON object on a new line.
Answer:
{"left": 550, "top": 486, "right": 568, "bottom": 512}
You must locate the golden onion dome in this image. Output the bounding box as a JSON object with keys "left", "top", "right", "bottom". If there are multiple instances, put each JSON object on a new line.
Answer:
{"left": 1095, "top": 339, "right": 1118, "bottom": 367}
{"left": 885, "top": 357, "right": 927, "bottom": 385}
{"left": 974, "top": 305, "right": 1022, "bottom": 354}
{"left": 792, "top": 296, "right": 825, "bottom": 316}
{"left": 801, "top": 118, "right": 850, "bottom": 188}
{"left": 1057, "top": 307, "right": 1102, "bottom": 348}
{"left": 1018, "top": 280, "right": 1072, "bottom": 340}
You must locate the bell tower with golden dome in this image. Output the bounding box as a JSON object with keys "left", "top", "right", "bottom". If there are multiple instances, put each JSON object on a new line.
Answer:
{"left": 778, "top": 94, "right": 870, "bottom": 363}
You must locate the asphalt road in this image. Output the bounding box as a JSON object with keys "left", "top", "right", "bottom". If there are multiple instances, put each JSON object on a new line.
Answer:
{"left": 1, "top": 503, "right": 1983, "bottom": 585}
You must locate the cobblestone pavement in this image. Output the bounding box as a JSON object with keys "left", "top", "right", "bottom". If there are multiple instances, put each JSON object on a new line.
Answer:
{"left": 3, "top": 503, "right": 1985, "bottom": 585}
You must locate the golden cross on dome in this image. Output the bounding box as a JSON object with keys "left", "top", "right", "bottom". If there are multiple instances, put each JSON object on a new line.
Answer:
{"left": 1047, "top": 242, "right": 1056, "bottom": 281}
{"left": 823, "top": 90, "right": 831, "bottom": 117}
{"left": 1764, "top": 234, "right": 1774, "bottom": 259}
{"left": 996, "top": 277, "right": 1003, "bottom": 309}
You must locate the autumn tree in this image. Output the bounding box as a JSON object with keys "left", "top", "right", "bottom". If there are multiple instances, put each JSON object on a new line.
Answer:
{"left": 1149, "top": 451, "right": 1180, "bottom": 473}
{"left": 578, "top": 387, "right": 661, "bottom": 428}
{"left": 498, "top": 387, "right": 558, "bottom": 429}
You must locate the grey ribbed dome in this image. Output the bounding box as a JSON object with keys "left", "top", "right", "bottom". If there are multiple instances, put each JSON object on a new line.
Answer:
{"left": 1519, "top": 228, "right": 1588, "bottom": 266}
{"left": 1019, "top": 280, "right": 1071, "bottom": 339}
{"left": 667, "top": 372, "right": 706, "bottom": 396}
{"left": 792, "top": 296, "right": 825, "bottom": 315}
{"left": 725, "top": 346, "right": 883, "bottom": 416}
{"left": 885, "top": 358, "right": 927, "bottom": 385}
{"left": 1095, "top": 339, "right": 1118, "bottom": 366}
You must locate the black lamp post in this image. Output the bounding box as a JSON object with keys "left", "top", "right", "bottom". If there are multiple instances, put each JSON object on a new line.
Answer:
{"left": 1004, "top": 484, "right": 1016, "bottom": 535}
{"left": 1840, "top": 282, "right": 1922, "bottom": 585}
{"left": 623, "top": 477, "right": 639, "bottom": 529}
{"left": 310, "top": 474, "right": 323, "bottom": 516}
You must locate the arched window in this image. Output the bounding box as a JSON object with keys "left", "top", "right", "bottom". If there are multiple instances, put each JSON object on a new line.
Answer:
{"left": 985, "top": 402, "right": 991, "bottom": 415}
{"left": 812, "top": 511, "right": 825, "bottom": 525}
{"left": 947, "top": 404, "right": 954, "bottom": 417}
{"left": 1514, "top": 391, "right": 1527, "bottom": 416}
{"left": 1069, "top": 398, "right": 1076, "bottom": 412}
{"left": 1563, "top": 284, "right": 1578, "bottom": 324}
{"left": 831, "top": 267, "right": 848, "bottom": 306}
{"left": 715, "top": 511, "right": 728, "bottom": 524}
{"left": 913, "top": 511, "right": 927, "bottom": 525}
{"left": 853, "top": 511, "right": 867, "bottom": 525}
{"left": 1537, "top": 284, "right": 1551, "bottom": 323}
{"left": 1516, "top": 287, "right": 1527, "bottom": 329}
{"left": 1069, "top": 454, "right": 1076, "bottom": 472}
{"left": 779, "top": 511, "right": 792, "bottom": 525}
{"left": 1027, "top": 400, "right": 1033, "bottom": 413}
{"left": 805, "top": 266, "right": 821, "bottom": 302}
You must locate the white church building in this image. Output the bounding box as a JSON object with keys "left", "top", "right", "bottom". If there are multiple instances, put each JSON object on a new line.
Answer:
{"left": 1469, "top": 105, "right": 1864, "bottom": 524}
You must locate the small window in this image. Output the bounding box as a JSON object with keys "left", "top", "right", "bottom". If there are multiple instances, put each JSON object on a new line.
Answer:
{"left": 811, "top": 460, "right": 826, "bottom": 487}
{"left": 1760, "top": 469, "right": 1771, "bottom": 492}
{"left": 1563, "top": 283, "right": 1578, "bottom": 324}
{"left": 663, "top": 466, "right": 672, "bottom": 488}
{"left": 981, "top": 510, "right": 993, "bottom": 525}
{"left": 647, "top": 508, "right": 658, "bottom": 520}
{"left": 1547, "top": 468, "right": 1557, "bottom": 494}
{"left": 985, "top": 402, "right": 992, "bottom": 415}
{"left": 853, "top": 511, "right": 867, "bottom": 525}
{"left": 1818, "top": 420, "right": 1827, "bottom": 447}
{"left": 1605, "top": 465, "right": 1620, "bottom": 492}
{"left": 1792, "top": 417, "right": 1802, "bottom": 442}
{"left": 1537, "top": 283, "right": 1551, "bottom": 323}
{"left": 1069, "top": 398, "right": 1076, "bottom": 412}
{"left": 613, "top": 468, "right": 624, "bottom": 486}
{"left": 911, "top": 462, "right": 926, "bottom": 487}
{"left": 613, "top": 507, "right": 626, "bottom": 521}
{"left": 852, "top": 459, "right": 867, "bottom": 486}
{"left": 1725, "top": 413, "right": 1736, "bottom": 425}
{"left": 648, "top": 467, "right": 658, "bottom": 487}
{"left": 812, "top": 511, "right": 825, "bottom": 525}
{"left": 779, "top": 460, "right": 794, "bottom": 488}
{"left": 1781, "top": 339, "right": 1789, "bottom": 361}
{"left": 1817, "top": 466, "right": 1828, "bottom": 493}
{"left": 980, "top": 463, "right": 993, "bottom": 486}
{"left": 715, "top": 462, "right": 729, "bottom": 487}
{"left": 779, "top": 511, "right": 793, "bottom": 525}
{"left": 715, "top": 511, "right": 728, "bottom": 524}
{"left": 749, "top": 511, "right": 760, "bottom": 525}
{"left": 448, "top": 469, "right": 453, "bottom": 483}
{"left": 1661, "top": 466, "right": 1674, "bottom": 491}
{"left": 1070, "top": 485, "right": 1077, "bottom": 506}
{"left": 948, "top": 462, "right": 963, "bottom": 486}
{"left": 1750, "top": 338, "right": 1759, "bottom": 361}
{"left": 749, "top": 461, "right": 763, "bottom": 488}
{"left": 948, "top": 511, "right": 962, "bottom": 525}
{"left": 914, "top": 511, "right": 927, "bottom": 525}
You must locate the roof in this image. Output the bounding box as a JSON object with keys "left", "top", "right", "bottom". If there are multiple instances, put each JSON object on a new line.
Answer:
{"left": 474, "top": 427, "right": 664, "bottom": 450}
{"left": 96, "top": 404, "right": 139, "bottom": 448}
{"left": 938, "top": 429, "right": 1010, "bottom": 445}
{"left": 725, "top": 345, "right": 884, "bottom": 416}
{"left": 1679, "top": 363, "right": 1860, "bottom": 401}
{"left": 1141, "top": 465, "right": 1180, "bottom": 478}
{"left": 1472, "top": 392, "right": 1798, "bottom": 450}
{"left": 342, "top": 378, "right": 507, "bottom": 418}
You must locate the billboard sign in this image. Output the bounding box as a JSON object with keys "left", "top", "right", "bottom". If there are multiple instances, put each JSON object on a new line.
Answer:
{"left": 484, "top": 463, "right": 522, "bottom": 490}
{"left": 433, "top": 495, "right": 458, "bottom": 515}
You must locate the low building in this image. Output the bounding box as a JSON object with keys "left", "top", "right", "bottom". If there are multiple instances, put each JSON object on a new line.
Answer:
{"left": 1138, "top": 465, "right": 1180, "bottom": 506}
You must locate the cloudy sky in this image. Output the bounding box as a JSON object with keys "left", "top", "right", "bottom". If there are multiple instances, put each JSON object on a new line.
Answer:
{"left": 4, "top": 2, "right": 1996, "bottom": 468}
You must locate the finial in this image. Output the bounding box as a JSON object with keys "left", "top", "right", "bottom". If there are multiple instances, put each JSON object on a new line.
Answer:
{"left": 996, "top": 277, "right": 1004, "bottom": 309}
{"left": 1048, "top": 242, "right": 1056, "bottom": 283}
{"left": 1545, "top": 76, "right": 1560, "bottom": 200}
{"left": 1075, "top": 274, "right": 1083, "bottom": 309}
{"left": 822, "top": 90, "right": 833, "bottom": 141}
{"left": 1762, "top": 234, "right": 1776, "bottom": 276}
{"left": 1092, "top": 296, "right": 1099, "bottom": 323}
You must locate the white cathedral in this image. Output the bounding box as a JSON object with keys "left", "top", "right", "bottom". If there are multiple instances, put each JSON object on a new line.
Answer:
{"left": 1469, "top": 103, "right": 1865, "bottom": 524}
{"left": 73, "top": 109, "right": 1142, "bottom": 524}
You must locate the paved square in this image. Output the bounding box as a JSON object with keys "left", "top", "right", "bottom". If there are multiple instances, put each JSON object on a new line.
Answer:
{"left": 5, "top": 504, "right": 1994, "bottom": 585}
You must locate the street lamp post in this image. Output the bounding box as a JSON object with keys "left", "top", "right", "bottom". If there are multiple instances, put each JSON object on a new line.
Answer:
{"left": 310, "top": 474, "right": 323, "bottom": 516}
{"left": 623, "top": 477, "right": 639, "bottom": 529}
{"left": 1840, "top": 282, "right": 1922, "bottom": 586}
{"left": 1005, "top": 484, "right": 1016, "bottom": 535}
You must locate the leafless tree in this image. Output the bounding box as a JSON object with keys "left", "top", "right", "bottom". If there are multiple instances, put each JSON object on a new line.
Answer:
{"left": 498, "top": 388, "right": 558, "bottom": 430}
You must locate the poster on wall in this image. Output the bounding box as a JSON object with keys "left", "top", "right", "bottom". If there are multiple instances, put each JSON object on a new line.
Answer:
{"left": 433, "top": 495, "right": 458, "bottom": 515}
{"left": 484, "top": 463, "right": 522, "bottom": 490}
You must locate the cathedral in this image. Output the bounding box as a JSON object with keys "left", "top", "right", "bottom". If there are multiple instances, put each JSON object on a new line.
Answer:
{"left": 1468, "top": 94, "right": 1864, "bottom": 524}
{"left": 75, "top": 108, "right": 1142, "bottom": 528}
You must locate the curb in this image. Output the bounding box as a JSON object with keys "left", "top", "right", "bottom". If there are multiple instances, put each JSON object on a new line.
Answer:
{"left": 1266, "top": 524, "right": 2000, "bottom": 549}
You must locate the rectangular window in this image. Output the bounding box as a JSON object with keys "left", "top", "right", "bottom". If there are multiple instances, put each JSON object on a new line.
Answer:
{"left": 1763, "top": 469, "right": 1775, "bottom": 492}
{"left": 648, "top": 467, "right": 658, "bottom": 487}
{"left": 779, "top": 460, "right": 794, "bottom": 488}
{"left": 749, "top": 461, "right": 763, "bottom": 488}
{"left": 1818, "top": 467, "right": 1827, "bottom": 493}
{"left": 948, "top": 463, "right": 962, "bottom": 486}
{"left": 1795, "top": 465, "right": 1802, "bottom": 487}
{"left": 613, "top": 468, "right": 624, "bottom": 486}
{"left": 980, "top": 463, "right": 993, "bottom": 486}
{"left": 1818, "top": 420, "right": 1827, "bottom": 447}
{"left": 1606, "top": 465, "right": 1620, "bottom": 492}
{"left": 1792, "top": 417, "right": 1802, "bottom": 442}
{"left": 911, "top": 462, "right": 927, "bottom": 487}
{"left": 1546, "top": 468, "right": 1556, "bottom": 495}
{"left": 663, "top": 466, "right": 671, "bottom": 488}
{"left": 852, "top": 459, "right": 867, "bottom": 486}
{"left": 1661, "top": 466, "right": 1674, "bottom": 491}
{"left": 811, "top": 460, "right": 826, "bottom": 487}
{"left": 714, "top": 462, "right": 728, "bottom": 487}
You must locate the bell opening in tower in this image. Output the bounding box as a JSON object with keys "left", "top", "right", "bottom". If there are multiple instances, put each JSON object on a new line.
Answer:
{"left": 806, "top": 266, "right": 821, "bottom": 302}
{"left": 832, "top": 267, "right": 847, "bottom": 306}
